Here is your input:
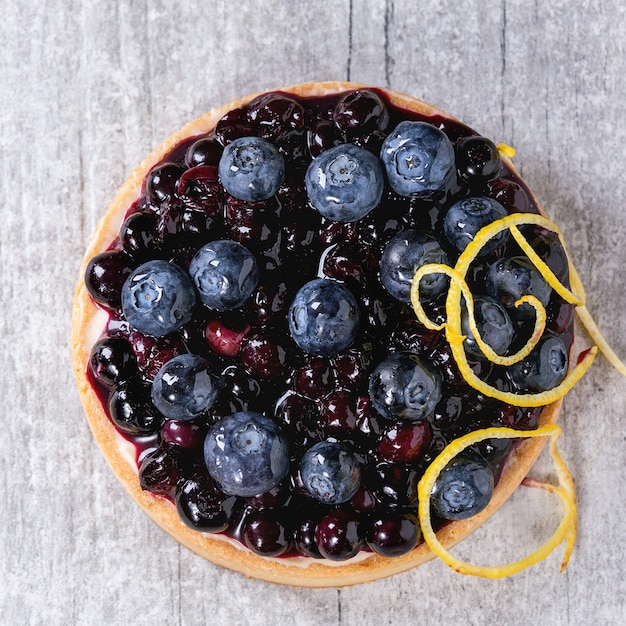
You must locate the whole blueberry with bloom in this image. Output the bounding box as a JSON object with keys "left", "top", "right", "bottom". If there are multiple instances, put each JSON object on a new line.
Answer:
{"left": 151, "top": 354, "right": 219, "bottom": 421}
{"left": 380, "top": 121, "right": 455, "bottom": 196}
{"left": 204, "top": 411, "right": 290, "bottom": 497}
{"left": 218, "top": 136, "right": 285, "bottom": 202}
{"left": 189, "top": 240, "right": 259, "bottom": 311}
{"left": 288, "top": 278, "right": 360, "bottom": 356}
{"left": 121, "top": 260, "right": 196, "bottom": 337}
{"left": 305, "top": 143, "right": 384, "bottom": 222}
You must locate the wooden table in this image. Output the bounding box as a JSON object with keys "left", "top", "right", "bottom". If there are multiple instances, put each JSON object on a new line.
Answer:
{"left": 2, "top": 1, "right": 625, "bottom": 624}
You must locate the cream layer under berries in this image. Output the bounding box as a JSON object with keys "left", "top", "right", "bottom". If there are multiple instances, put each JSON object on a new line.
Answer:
{"left": 74, "top": 83, "right": 576, "bottom": 583}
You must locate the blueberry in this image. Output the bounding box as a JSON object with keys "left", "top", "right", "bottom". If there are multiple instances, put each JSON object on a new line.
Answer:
{"left": 380, "top": 121, "right": 455, "bottom": 196}
{"left": 369, "top": 352, "right": 441, "bottom": 421}
{"left": 204, "top": 411, "right": 290, "bottom": 497}
{"left": 305, "top": 143, "right": 384, "bottom": 222}
{"left": 89, "top": 336, "right": 137, "bottom": 389}
{"left": 288, "top": 278, "right": 360, "bottom": 356}
{"left": 461, "top": 296, "right": 514, "bottom": 358}
{"left": 146, "top": 162, "right": 186, "bottom": 203}
{"left": 109, "top": 383, "right": 164, "bottom": 435}
{"left": 443, "top": 196, "right": 508, "bottom": 254}
{"left": 218, "top": 136, "right": 285, "bottom": 202}
{"left": 510, "top": 336, "right": 569, "bottom": 391}
{"left": 84, "top": 250, "right": 134, "bottom": 309}
{"left": 189, "top": 240, "right": 259, "bottom": 311}
{"left": 455, "top": 136, "right": 501, "bottom": 183}
{"left": 380, "top": 229, "right": 449, "bottom": 303}
{"left": 121, "top": 260, "right": 196, "bottom": 337}
{"left": 486, "top": 256, "right": 552, "bottom": 319}
{"left": 431, "top": 453, "right": 494, "bottom": 520}
{"left": 151, "top": 354, "right": 219, "bottom": 420}
{"left": 299, "top": 441, "right": 361, "bottom": 505}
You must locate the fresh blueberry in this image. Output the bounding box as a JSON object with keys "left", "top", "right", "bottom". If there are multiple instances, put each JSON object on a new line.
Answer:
{"left": 305, "top": 143, "right": 384, "bottom": 222}
{"left": 121, "top": 260, "right": 196, "bottom": 337}
{"left": 431, "top": 453, "right": 494, "bottom": 520}
{"left": 299, "top": 441, "right": 361, "bottom": 505}
{"left": 204, "top": 411, "right": 290, "bottom": 497}
{"left": 288, "top": 278, "right": 360, "bottom": 356}
{"left": 369, "top": 351, "right": 441, "bottom": 421}
{"left": 443, "top": 196, "right": 508, "bottom": 255}
{"left": 218, "top": 136, "right": 285, "bottom": 202}
{"left": 189, "top": 240, "right": 259, "bottom": 311}
{"left": 151, "top": 354, "right": 219, "bottom": 420}
{"left": 486, "top": 256, "right": 552, "bottom": 319}
{"left": 510, "top": 336, "right": 569, "bottom": 391}
{"left": 379, "top": 121, "right": 455, "bottom": 196}
{"left": 380, "top": 229, "right": 449, "bottom": 303}
{"left": 461, "top": 296, "right": 514, "bottom": 358}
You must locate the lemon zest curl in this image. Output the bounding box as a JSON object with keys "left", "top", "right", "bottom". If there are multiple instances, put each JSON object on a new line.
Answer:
{"left": 410, "top": 213, "right": 597, "bottom": 406}
{"left": 417, "top": 424, "right": 577, "bottom": 578}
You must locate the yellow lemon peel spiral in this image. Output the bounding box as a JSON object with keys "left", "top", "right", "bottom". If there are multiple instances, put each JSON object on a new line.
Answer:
{"left": 417, "top": 425, "right": 577, "bottom": 578}
{"left": 410, "top": 213, "right": 601, "bottom": 406}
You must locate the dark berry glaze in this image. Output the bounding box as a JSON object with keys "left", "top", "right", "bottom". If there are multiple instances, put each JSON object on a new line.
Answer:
{"left": 84, "top": 88, "right": 574, "bottom": 561}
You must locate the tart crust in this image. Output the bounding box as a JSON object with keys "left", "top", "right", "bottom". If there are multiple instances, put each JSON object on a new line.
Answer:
{"left": 71, "top": 81, "right": 563, "bottom": 587}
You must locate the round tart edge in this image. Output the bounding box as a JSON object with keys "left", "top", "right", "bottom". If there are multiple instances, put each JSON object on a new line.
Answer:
{"left": 71, "top": 81, "right": 563, "bottom": 587}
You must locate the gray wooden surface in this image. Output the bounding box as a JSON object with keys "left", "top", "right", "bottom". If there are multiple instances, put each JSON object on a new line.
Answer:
{"left": 2, "top": 1, "right": 625, "bottom": 624}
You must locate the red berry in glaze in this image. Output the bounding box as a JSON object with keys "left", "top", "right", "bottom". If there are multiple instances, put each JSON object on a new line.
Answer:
{"left": 315, "top": 509, "right": 364, "bottom": 561}
{"left": 146, "top": 162, "right": 185, "bottom": 203}
{"left": 366, "top": 510, "right": 420, "bottom": 557}
{"left": 85, "top": 250, "right": 134, "bottom": 309}
{"left": 161, "top": 420, "right": 206, "bottom": 449}
{"left": 205, "top": 320, "right": 250, "bottom": 357}
{"left": 243, "top": 509, "right": 291, "bottom": 557}
{"left": 379, "top": 420, "right": 432, "bottom": 463}
{"left": 185, "top": 138, "right": 223, "bottom": 168}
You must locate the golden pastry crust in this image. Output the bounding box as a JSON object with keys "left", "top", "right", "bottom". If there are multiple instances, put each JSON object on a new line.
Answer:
{"left": 71, "top": 81, "right": 562, "bottom": 587}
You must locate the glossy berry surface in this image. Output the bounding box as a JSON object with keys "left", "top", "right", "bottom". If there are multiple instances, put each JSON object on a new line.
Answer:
{"left": 461, "top": 296, "right": 514, "bottom": 358}
{"left": 305, "top": 143, "right": 384, "bottom": 222}
{"left": 380, "top": 121, "right": 455, "bottom": 196}
{"left": 151, "top": 354, "right": 219, "bottom": 420}
{"left": 288, "top": 279, "right": 360, "bottom": 356}
{"left": 89, "top": 336, "right": 137, "bottom": 389}
{"left": 109, "top": 384, "right": 163, "bottom": 435}
{"left": 299, "top": 441, "right": 361, "bottom": 505}
{"left": 175, "top": 478, "right": 233, "bottom": 532}
{"left": 486, "top": 255, "right": 552, "bottom": 318}
{"left": 455, "top": 136, "right": 501, "bottom": 183}
{"left": 444, "top": 196, "right": 508, "bottom": 254}
{"left": 218, "top": 136, "right": 285, "bottom": 202}
{"left": 510, "top": 336, "right": 569, "bottom": 391}
{"left": 121, "top": 260, "right": 196, "bottom": 336}
{"left": 315, "top": 509, "right": 364, "bottom": 561}
{"left": 366, "top": 511, "right": 420, "bottom": 557}
{"left": 380, "top": 229, "right": 449, "bottom": 303}
{"left": 189, "top": 240, "right": 259, "bottom": 310}
{"left": 431, "top": 453, "right": 494, "bottom": 520}
{"left": 369, "top": 352, "right": 441, "bottom": 421}
{"left": 85, "top": 251, "right": 134, "bottom": 309}
{"left": 204, "top": 411, "right": 289, "bottom": 497}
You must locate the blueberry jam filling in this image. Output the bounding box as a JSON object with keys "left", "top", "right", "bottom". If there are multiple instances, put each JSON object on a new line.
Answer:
{"left": 85, "top": 89, "right": 574, "bottom": 561}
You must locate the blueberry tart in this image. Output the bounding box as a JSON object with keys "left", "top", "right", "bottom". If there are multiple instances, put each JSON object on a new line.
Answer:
{"left": 73, "top": 82, "right": 601, "bottom": 586}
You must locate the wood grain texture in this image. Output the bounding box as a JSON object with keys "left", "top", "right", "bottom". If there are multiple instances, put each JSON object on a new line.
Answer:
{"left": 1, "top": 0, "right": 625, "bottom": 624}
